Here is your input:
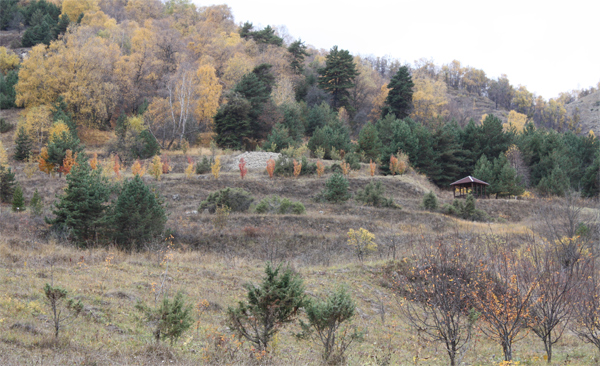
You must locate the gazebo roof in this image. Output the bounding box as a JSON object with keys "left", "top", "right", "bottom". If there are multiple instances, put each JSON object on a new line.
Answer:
{"left": 450, "top": 176, "right": 490, "bottom": 186}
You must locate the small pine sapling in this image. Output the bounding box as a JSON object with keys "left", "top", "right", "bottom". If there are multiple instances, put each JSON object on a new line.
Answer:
{"left": 12, "top": 184, "right": 25, "bottom": 212}
{"left": 298, "top": 287, "right": 363, "bottom": 364}
{"left": 266, "top": 158, "right": 275, "bottom": 179}
{"left": 293, "top": 159, "right": 302, "bottom": 178}
{"left": 44, "top": 283, "right": 83, "bottom": 338}
{"left": 228, "top": 263, "right": 306, "bottom": 351}
{"left": 316, "top": 160, "right": 325, "bottom": 178}
{"left": 369, "top": 159, "right": 377, "bottom": 177}
{"left": 211, "top": 156, "right": 221, "bottom": 179}
{"left": 30, "top": 188, "right": 43, "bottom": 216}
{"left": 136, "top": 291, "right": 194, "bottom": 346}
{"left": 239, "top": 157, "right": 248, "bottom": 179}
{"left": 150, "top": 155, "right": 163, "bottom": 180}
{"left": 422, "top": 191, "right": 439, "bottom": 210}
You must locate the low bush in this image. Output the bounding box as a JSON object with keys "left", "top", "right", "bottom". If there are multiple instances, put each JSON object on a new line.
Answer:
{"left": 442, "top": 194, "right": 488, "bottom": 222}
{"left": 354, "top": 181, "right": 398, "bottom": 208}
{"left": 199, "top": 187, "right": 254, "bottom": 213}
{"left": 255, "top": 195, "right": 306, "bottom": 215}
{"left": 0, "top": 118, "right": 13, "bottom": 133}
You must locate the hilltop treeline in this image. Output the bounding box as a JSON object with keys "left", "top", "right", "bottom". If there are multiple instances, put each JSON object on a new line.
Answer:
{"left": 0, "top": 0, "right": 597, "bottom": 196}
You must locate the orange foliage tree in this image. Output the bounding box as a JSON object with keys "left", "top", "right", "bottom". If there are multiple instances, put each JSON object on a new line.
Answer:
{"left": 38, "top": 147, "right": 55, "bottom": 175}
{"left": 89, "top": 153, "right": 98, "bottom": 170}
{"left": 293, "top": 159, "right": 302, "bottom": 178}
{"left": 266, "top": 158, "right": 275, "bottom": 179}
{"left": 239, "top": 157, "right": 247, "bottom": 179}
{"left": 316, "top": 160, "right": 324, "bottom": 178}
{"left": 57, "top": 149, "right": 77, "bottom": 176}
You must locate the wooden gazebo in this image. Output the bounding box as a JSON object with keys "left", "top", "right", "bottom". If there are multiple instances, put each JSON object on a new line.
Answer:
{"left": 450, "top": 176, "right": 490, "bottom": 198}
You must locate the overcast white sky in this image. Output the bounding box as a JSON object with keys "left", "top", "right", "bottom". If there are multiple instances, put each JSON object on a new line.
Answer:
{"left": 198, "top": 0, "right": 599, "bottom": 100}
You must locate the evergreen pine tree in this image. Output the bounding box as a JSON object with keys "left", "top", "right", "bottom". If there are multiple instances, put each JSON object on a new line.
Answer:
{"left": 13, "top": 126, "right": 33, "bottom": 161}
{"left": 428, "top": 126, "right": 463, "bottom": 186}
{"left": 0, "top": 165, "right": 16, "bottom": 203}
{"left": 11, "top": 184, "right": 24, "bottom": 212}
{"left": 318, "top": 46, "right": 358, "bottom": 111}
{"left": 104, "top": 175, "right": 167, "bottom": 251}
{"left": 46, "top": 130, "right": 83, "bottom": 172}
{"left": 30, "top": 188, "right": 43, "bottom": 216}
{"left": 227, "top": 263, "right": 306, "bottom": 351}
{"left": 381, "top": 66, "right": 414, "bottom": 119}
{"left": 494, "top": 154, "right": 524, "bottom": 197}
{"left": 288, "top": 39, "right": 309, "bottom": 74}
{"left": 263, "top": 123, "right": 293, "bottom": 152}
{"left": 214, "top": 95, "right": 251, "bottom": 149}
{"left": 356, "top": 122, "right": 382, "bottom": 161}
{"left": 0, "top": 70, "right": 18, "bottom": 109}
{"left": 46, "top": 154, "right": 111, "bottom": 245}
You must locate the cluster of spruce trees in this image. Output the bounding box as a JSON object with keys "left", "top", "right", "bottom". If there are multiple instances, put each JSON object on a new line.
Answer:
{"left": 44, "top": 153, "right": 167, "bottom": 249}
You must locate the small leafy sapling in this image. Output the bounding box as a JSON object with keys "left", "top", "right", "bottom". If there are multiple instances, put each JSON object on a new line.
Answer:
{"left": 266, "top": 158, "right": 275, "bottom": 178}
{"left": 369, "top": 159, "right": 377, "bottom": 177}
{"left": 316, "top": 160, "right": 325, "bottom": 178}
{"left": 347, "top": 228, "right": 377, "bottom": 262}
{"left": 293, "top": 159, "right": 302, "bottom": 178}
{"left": 185, "top": 156, "right": 194, "bottom": 179}
{"left": 43, "top": 283, "right": 83, "bottom": 338}
{"left": 297, "top": 287, "right": 363, "bottom": 364}
{"left": 211, "top": 156, "right": 221, "bottom": 179}
{"left": 239, "top": 157, "right": 247, "bottom": 179}
{"left": 150, "top": 155, "right": 163, "bottom": 180}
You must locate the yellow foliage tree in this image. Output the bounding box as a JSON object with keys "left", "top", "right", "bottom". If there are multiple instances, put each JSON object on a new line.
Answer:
{"left": 411, "top": 76, "right": 448, "bottom": 124}
{"left": 211, "top": 156, "right": 221, "bottom": 179}
{"left": 0, "top": 140, "right": 8, "bottom": 167}
{"left": 271, "top": 77, "right": 295, "bottom": 106}
{"left": 15, "top": 32, "right": 121, "bottom": 128}
{"left": 347, "top": 228, "right": 377, "bottom": 262}
{"left": 81, "top": 10, "right": 117, "bottom": 30}
{"left": 368, "top": 83, "right": 389, "bottom": 122}
{"left": 21, "top": 105, "right": 53, "bottom": 149}
{"left": 195, "top": 63, "right": 222, "bottom": 129}
{"left": 0, "top": 47, "right": 19, "bottom": 75}
{"left": 150, "top": 155, "right": 163, "bottom": 180}
{"left": 221, "top": 53, "right": 253, "bottom": 89}
{"left": 131, "top": 159, "right": 146, "bottom": 176}
{"left": 61, "top": 0, "right": 100, "bottom": 22}
{"left": 48, "top": 122, "right": 70, "bottom": 143}
{"left": 504, "top": 110, "right": 528, "bottom": 133}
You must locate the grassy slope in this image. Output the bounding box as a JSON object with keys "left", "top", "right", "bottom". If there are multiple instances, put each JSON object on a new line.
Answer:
{"left": 1, "top": 114, "right": 599, "bottom": 365}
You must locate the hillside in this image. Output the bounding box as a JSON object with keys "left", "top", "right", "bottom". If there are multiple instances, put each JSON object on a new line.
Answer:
{"left": 566, "top": 90, "right": 600, "bottom": 135}
{"left": 1, "top": 153, "right": 598, "bottom": 365}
